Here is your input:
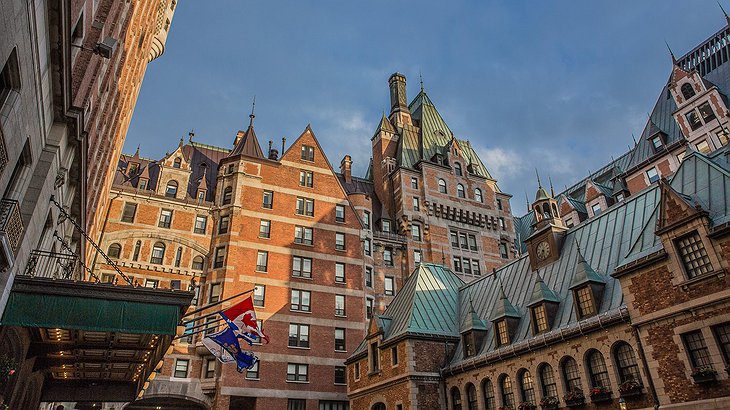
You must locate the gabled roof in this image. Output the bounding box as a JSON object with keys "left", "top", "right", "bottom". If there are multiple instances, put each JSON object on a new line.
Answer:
{"left": 528, "top": 273, "right": 561, "bottom": 306}
{"left": 569, "top": 246, "right": 607, "bottom": 289}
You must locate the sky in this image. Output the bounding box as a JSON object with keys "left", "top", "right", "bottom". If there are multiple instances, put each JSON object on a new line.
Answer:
{"left": 126, "top": 1, "right": 729, "bottom": 216}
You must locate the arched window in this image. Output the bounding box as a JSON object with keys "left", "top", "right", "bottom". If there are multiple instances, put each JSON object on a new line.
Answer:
{"left": 475, "top": 188, "right": 483, "bottom": 203}
{"left": 561, "top": 357, "right": 582, "bottom": 393}
{"left": 465, "top": 383, "right": 477, "bottom": 410}
{"left": 539, "top": 363, "right": 559, "bottom": 400}
{"left": 371, "top": 404, "right": 385, "bottom": 410}
{"left": 173, "top": 157, "right": 182, "bottom": 168}
{"left": 482, "top": 378, "right": 496, "bottom": 409}
{"left": 614, "top": 342, "right": 642, "bottom": 385}
{"left": 192, "top": 255, "right": 205, "bottom": 271}
{"left": 457, "top": 184, "right": 465, "bottom": 198}
{"left": 438, "top": 179, "right": 447, "bottom": 194}
{"left": 222, "top": 186, "right": 233, "bottom": 205}
{"left": 151, "top": 242, "right": 166, "bottom": 264}
{"left": 500, "top": 374, "right": 515, "bottom": 409}
{"left": 132, "top": 240, "right": 141, "bottom": 261}
{"left": 586, "top": 350, "right": 611, "bottom": 388}
{"left": 542, "top": 202, "right": 551, "bottom": 219}
{"left": 681, "top": 83, "right": 696, "bottom": 100}
{"left": 552, "top": 203, "right": 559, "bottom": 217}
{"left": 165, "top": 180, "right": 178, "bottom": 198}
{"left": 454, "top": 162, "right": 463, "bottom": 177}
{"left": 174, "top": 247, "right": 182, "bottom": 267}
{"left": 451, "top": 386, "right": 462, "bottom": 410}
{"left": 107, "top": 243, "right": 121, "bottom": 259}
{"left": 519, "top": 369, "right": 536, "bottom": 405}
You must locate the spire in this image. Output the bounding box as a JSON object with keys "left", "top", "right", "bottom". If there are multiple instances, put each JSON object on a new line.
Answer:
{"left": 528, "top": 271, "right": 560, "bottom": 307}
{"left": 249, "top": 95, "right": 256, "bottom": 127}
{"left": 665, "top": 40, "right": 678, "bottom": 65}
{"left": 720, "top": 1, "right": 730, "bottom": 24}
{"left": 549, "top": 175, "right": 555, "bottom": 197}
{"left": 536, "top": 168, "right": 543, "bottom": 188}
{"left": 463, "top": 297, "right": 487, "bottom": 332}
{"left": 491, "top": 269, "right": 520, "bottom": 321}
{"left": 535, "top": 169, "right": 551, "bottom": 201}
{"left": 419, "top": 70, "right": 424, "bottom": 93}
{"left": 525, "top": 191, "right": 530, "bottom": 211}
{"left": 178, "top": 137, "right": 184, "bottom": 149}
{"left": 133, "top": 145, "right": 140, "bottom": 158}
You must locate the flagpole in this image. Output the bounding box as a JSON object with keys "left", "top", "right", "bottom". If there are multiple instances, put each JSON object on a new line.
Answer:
{"left": 173, "top": 324, "right": 221, "bottom": 340}
{"left": 181, "top": 288, "right": 255, "bottom": 320}
{"left": 182, "top": 317, "right": 223, "bottom": 332}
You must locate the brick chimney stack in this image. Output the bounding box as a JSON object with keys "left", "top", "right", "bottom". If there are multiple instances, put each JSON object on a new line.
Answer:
{"left": 340, "top": 155, "right": 353, "bottom": 183}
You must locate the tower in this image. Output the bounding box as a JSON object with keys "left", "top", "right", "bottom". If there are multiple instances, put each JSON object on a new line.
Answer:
{"left": 525, "top": 172, "right": 568, "bottom": 270}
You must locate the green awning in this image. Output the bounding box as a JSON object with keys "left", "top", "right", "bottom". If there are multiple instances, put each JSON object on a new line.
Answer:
{"left": 1, "top": 292, "right": 180, "bottom": 335}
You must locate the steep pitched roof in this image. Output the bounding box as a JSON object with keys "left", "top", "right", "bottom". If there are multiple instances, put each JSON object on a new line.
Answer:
{"left": 229, "top": 126, "right": 265, "bottom": 159}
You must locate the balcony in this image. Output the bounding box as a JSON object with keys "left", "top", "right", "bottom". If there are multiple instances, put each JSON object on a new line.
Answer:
{"left": 0, "top": 198, "right": 23, "bottom": 256}
{"left": 373, "top": 230, "right": 407, "bottom": 243}
{"left": 24, "top": 250, "right": 82, "bottom": 280}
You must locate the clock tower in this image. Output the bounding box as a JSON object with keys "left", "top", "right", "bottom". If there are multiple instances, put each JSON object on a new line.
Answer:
{"left": 525, "top": 174, "right": 568, "bottom": 271}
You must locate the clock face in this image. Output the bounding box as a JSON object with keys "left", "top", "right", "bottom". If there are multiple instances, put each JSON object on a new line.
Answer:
{"left": 536, "top": 241, "right": 551, "bottom": 260}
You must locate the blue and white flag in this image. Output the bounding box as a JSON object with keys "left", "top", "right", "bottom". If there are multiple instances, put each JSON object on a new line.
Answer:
{"left": 202, "top": 326, "right": 258, "bottom": 372}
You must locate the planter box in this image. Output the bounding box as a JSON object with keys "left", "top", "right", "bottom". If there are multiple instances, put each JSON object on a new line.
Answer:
{"left": 692, "top": 373, "right": 717, "bottom": 384}
{"left": 565, "top": 398, "right": 585, "bottom": 407}
{"left": 590, "top": 392, "right": 613, "bottom": 403}
{"left": 540, "top": 404, "right": 559, "bottom": 410}
{"left": 619, "top": 387, "right": 644, "bottom": 398}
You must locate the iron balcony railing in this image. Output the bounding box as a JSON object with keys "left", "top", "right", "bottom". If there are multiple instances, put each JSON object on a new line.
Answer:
{"left": 23, "top": 250, "right": 82, "bottom": 280}
{"left": 372, "top": 230, "right": 407, "bottom": 243}
{"left": 0, "top": 199, "right": 23, "bottom": 255}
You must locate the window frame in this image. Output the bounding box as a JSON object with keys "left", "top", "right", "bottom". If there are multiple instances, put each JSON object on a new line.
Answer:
{"left": 158, "top": 209, "right": 173, "bottom": 228}
{"left": 121, "top": 203, "right": 137, "bottom": 223}
{"left": 288, "top": 323, "right": 310, "bottom": 348}
{"left": 290, "top": 289, "right": 311, "bottom": 312}
{"left": 173, "top": 359, "right": 189, "bottom": 378}
{"left": 292, "top": 256, "right": 312, "bottom": 278}
{"left": 194, "top": 215, "right": 207, "bottom": 234}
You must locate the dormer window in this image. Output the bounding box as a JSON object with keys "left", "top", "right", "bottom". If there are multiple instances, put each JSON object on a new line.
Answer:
{"left": 127, "top": 162, "right": 139, "bottom": 175}
{"left": 165, "top": 180, "right": 178, "bottom": 198}
{"left": 495, "top": 319, "right": 510, "bottom": 347}
{"left": 173, "top": 157, "right": 181, "bottom": 168}
{"left": 463, "top": 331, "right": 475, "bottom": 357}
{"left": 531, "top": 304, "right": 549, "bottom": 334}
{"left": 454, "top": 162, "right": 463, "bottom": 176}
{"left": 382, "top": 219, "right": 391, "bottom": 233}
{"left": 681, "top": 83, "right": 696, "bottom": 100}
{"left": 651, "top": 135, "right": 663, "bottom": 152}
{"left": 197, "top": 190, "right": 206, "bottom": 201}
{"left": 575, "top": 286, "right": 596, "bottom": 318}
{"left": 138, "top": 178, "right": 148, "bottom": 190}
{"left": 675, "top": 231, "right": 713, "bottom": 279}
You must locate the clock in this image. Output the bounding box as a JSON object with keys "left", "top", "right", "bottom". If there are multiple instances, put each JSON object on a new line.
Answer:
{"left": 536, "top": 241, "right": 551, "bottom": 260}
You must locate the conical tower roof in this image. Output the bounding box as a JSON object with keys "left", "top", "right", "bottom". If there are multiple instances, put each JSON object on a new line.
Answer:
{"left": 229, "top": 126, "right": 265, "bottom": 159}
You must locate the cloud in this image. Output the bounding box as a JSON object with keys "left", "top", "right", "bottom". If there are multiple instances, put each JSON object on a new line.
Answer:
{"left": 478, "top": 147, "right": 524, "bottom": 180}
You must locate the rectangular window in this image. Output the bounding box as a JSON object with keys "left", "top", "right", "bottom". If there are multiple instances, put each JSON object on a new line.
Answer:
{"left": 363, "top": 211, "right": 370, "bottom": 229}
{"left": 459, "top": 233, "right": 468, "bottom": 249}
{"left": 301, "top": 145, "right": 315, "bottom": 161}
{"left": 335, "top": 295, "right": 346, "bottom": 316}
{"left": 391, "top": 346, "right": 399, "bottom": 366}
{"left": 335, "top": 328, "right": 346, "bottom": 351}
{"left": 204, "top": 316, "right": 218, "bottom": 336}
{"left": 194, "top": 215, "right": 207, "bottom": 234}
{"left": 499, "top": 217, "right": 505, "bottom": 230}
{"left": 414, "top": 250, "right": 422, "bottom": 264}
{"left": 335, "top": 263, "right": 346, "bottom": 283}
{"left": 496, "top": 319, "right": 510, "bottom": 346}
{"left": 383, "top": 248, "right": 393, "bottom": 266}
{"left": 121, "top": 203, "right": 137, "bottom": 222}
{"left": 174, "top": 359, "right": 189, "bottom": 378}
{"left": 676, "top": 231, "right": 713, "bottom": 279}
{"left": 287, "top": 363, "right": 309, "bottom": 382}
{"left": 412, "top": 224, "right": 421, "bottom": 241}
{"left": 532, "top": 304, "right": 549, "bottom": 334}
{"left": 213, "top": 246, "right": 226, "bottom": 268}
{"left": 218, "top": 215, "right": 230, "bottom": 234}
{"left": 713, "top": 323, "right": 730, "bottom": 365}
{"left": 294, "top": 226, "right": 313, "bottom": 245}
{"left": 411, "top": 177, "right": 418, "bottom": 189}
{"left": 412, "top": 197, "right": 420, "bottom": 211}
{"left": 158, "top": 209, "right": 173, "bottom": 228}
{"left": 652, "top": 136, "right": 663, "bottom": 151}
{"left": 382, "top": 220, "right": 391, "bottom": 233}
{"left": 683, "top": 330, "right": 712, "bottom": 368}
{"left": 259, "top": 220, "right": 271, "bottom": 238}
{"left": 144, "top": 279, "right": 158, "bottom": 289}
{"left": 686, "top": 110, "right": 702, "bottom": 131}
{"left": 364, "top": 239, "right": 371, "bottom": 256}
{"left": 354, "top": 363, "right": 360, "bottom": 381}
{"left": 335, "top": 204, "right": 346, "bottom": 222}
{"left": 209, "top": 283, "right": 221, "bottom": 303}
{"left": 453, "top": 256, "right": 462, "bottom": 272}
{"left": 496, "top": 198, "right": 503, "bottom": 210}
{"left": 292, "top": 256, "right": 313, "bottom": 278}
{"left": 299, "top": 170, "right": 313, "bottom": 187}
{"left": 471, "top": 260, "right": 481, "bottom": 276}
{"left": 370, "top": 343, "right": 380, "bottom": 372}
{"left": 256, "top": 251, "right": 268, "bottom": 272}
{"left": 646, "top": 167, "right": 659, "bottom": 184}
{"left": 366, "top": 298, "right": 373, "bottom": 320}
{"left": 335, "top": 232, "right": 346, "bottom": 250}
{"left": 245, "top": 361, "right": 259, "bottom": 380}
{"left": 499, "top": 242, "right": 508, "bottom": 259}
{"left": 365, "top": 267, "right": 373, "bottom": 287}
{"left": 296, "top": 197, "right": 315, "bottom": 216}
{"left": 591, "top": 203, "right": 602, "bottom": 216}
{"left": 468, "top": 234, "right": 478, "bottom": 251}
{"left": 288, "top": 399, "right": 306, "bottom": 410}
{"left": 101, "top": 273, "right": 115, "bottom": 284}
{"left": 262, "top": 190, "right": 274, "bottom": 209}
{"left": 384, "top": 276, "right": 394, "bottom": 296}
{"left": 698, "top": 101, "right": 716, "bottom": 123}
{"left": 697, "top": 140, "right": 711, "bottom": 154}
{"left": 288, "top": 323, "right": 310, "bottom": 348}
{"left": 334, "top": 366, "right": 346, "bottom": 385}
{"left": 451, "top": 231, "right": 459, "bottom": 248}
{"left": 205, "top": 358, "right": 216, "bottom": 379}
{"left": 565, "top": 217, "right": 574, "bottom": 228}
{"left": 253, "top": 284, "right": 265, "bottom": 307}
{"left": 576, "top": 286, "right": 595, "bottom": 318}
{"left": 291, "top": 289, "right": 311, "bottom": 312}
{"left": 463, "top": 258, "right": 472, "bottom": 275}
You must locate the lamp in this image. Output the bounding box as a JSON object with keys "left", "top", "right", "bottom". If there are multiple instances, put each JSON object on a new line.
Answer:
{"left": 70, "top": 36, "right": 117, "bottom": 59}
{"left": 619, "top": 397, "right": 627, "bottom": 410}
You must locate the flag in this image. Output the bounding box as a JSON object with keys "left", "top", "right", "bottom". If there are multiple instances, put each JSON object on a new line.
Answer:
{"left": 220, "top": 296, "right": 270, "bottom": 345}
{"left": 202, "top": 327, "right": 258, "bottom": 372}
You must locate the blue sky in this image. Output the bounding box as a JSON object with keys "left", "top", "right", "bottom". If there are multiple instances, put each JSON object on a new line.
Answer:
{"left": 126, "top": 1, "right": 727, "bottom": 215}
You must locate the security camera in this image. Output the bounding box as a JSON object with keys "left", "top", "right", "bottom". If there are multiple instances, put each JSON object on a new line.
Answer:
{"left": 94, "top": 36, "right": 117, "bottom": 59}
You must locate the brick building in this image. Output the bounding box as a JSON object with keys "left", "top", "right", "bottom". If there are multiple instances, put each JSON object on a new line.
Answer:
{"left": 516, "top": 14, "right": 730, "bottom": 251}
{"left": 347, "top": 145, "right": 730, "bottom": 409}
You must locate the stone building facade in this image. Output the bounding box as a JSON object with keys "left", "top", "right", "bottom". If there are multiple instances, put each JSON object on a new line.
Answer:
{"left": 348, "top": 144, "right": 730, "bottom": 409}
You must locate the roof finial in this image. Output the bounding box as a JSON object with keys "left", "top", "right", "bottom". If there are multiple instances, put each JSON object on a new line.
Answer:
{"left": 632, "top": 133, "right": 638, "bottom": 146}
{"left": 720, "top": 1, "right": 730, "bottom": 24}
{"left": 134, "top": 144, "right": 140, "bottom": 157}
{"left": 549, "top": 175, "right": 555, "bottom": 197}
{"left": 494, "top": 268, "right": 507, "bottom": 298}
{"left": 419, "top": 70, "right": 424, "bottom": 93}
{"left": 536, "top": 168, "right": 543, "bottom": 188}
{"left": 249, "top": 95, "right": 256, "bottom": 127}
{"left": 525, "top": 191, "right": 530, "bottom": 210}
{"left": 188, "top": 128, "right": 195, "bottom": 142}
{"left": 665, "top": 40, "right": 677, "bottom": 65}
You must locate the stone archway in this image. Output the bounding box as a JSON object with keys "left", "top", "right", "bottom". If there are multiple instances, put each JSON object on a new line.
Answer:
{"left": 124, "top": 396, "right": 209, "bottom": 410}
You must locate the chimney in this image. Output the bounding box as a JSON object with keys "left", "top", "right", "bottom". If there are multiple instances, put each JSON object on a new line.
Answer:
{"left": 233, "top": 130, "right": 245, "bottom": 146}
{"left": 340, "top": 155, "right": 353, "bottom": 183}
{"left": 268, "top": 140, "right": 279, "bottom": 160}
{"left": 388, "top": 72, "right": 408, "bottom": 114}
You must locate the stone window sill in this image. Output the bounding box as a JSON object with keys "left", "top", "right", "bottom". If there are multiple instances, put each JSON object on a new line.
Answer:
{"left": 680, "top": 269, "right": 726, "bottom": 291}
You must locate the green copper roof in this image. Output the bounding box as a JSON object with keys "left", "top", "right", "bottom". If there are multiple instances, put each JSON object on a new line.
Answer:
{"left": 490, "top": 289, "right": 521, "bottom": 321}
{"left": 463, "top": 300, "right": 488, "bottom": 332}
{"left": 569, "top": 246, "right": 607, "bottom": 289}
{"left": 374, "top": 114, "right": 396, "bottom": 135}
{"left": 528, "top": 273, "right": 561, "bottom": 307}
{"left": 536, "top": 186, "right": 551, "bottom": 201}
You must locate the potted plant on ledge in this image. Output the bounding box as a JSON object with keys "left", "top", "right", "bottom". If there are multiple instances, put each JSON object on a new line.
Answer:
{"left": 618, "top": 379, "right": 643, "bottom": 398}
{"left": 589, "top": 386, "right": 612, "bottom": 403}
{"left": 539, "top": 396, "right": 559, "bottom": 410}
{"left": 691, "top": 366, "right": 717, "bottom": 384}
{"left": 518, "top": 402, "right": 536, "bottom": 410}
{"left": 563, "top": 389, "right": 585, "bottom": 407}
